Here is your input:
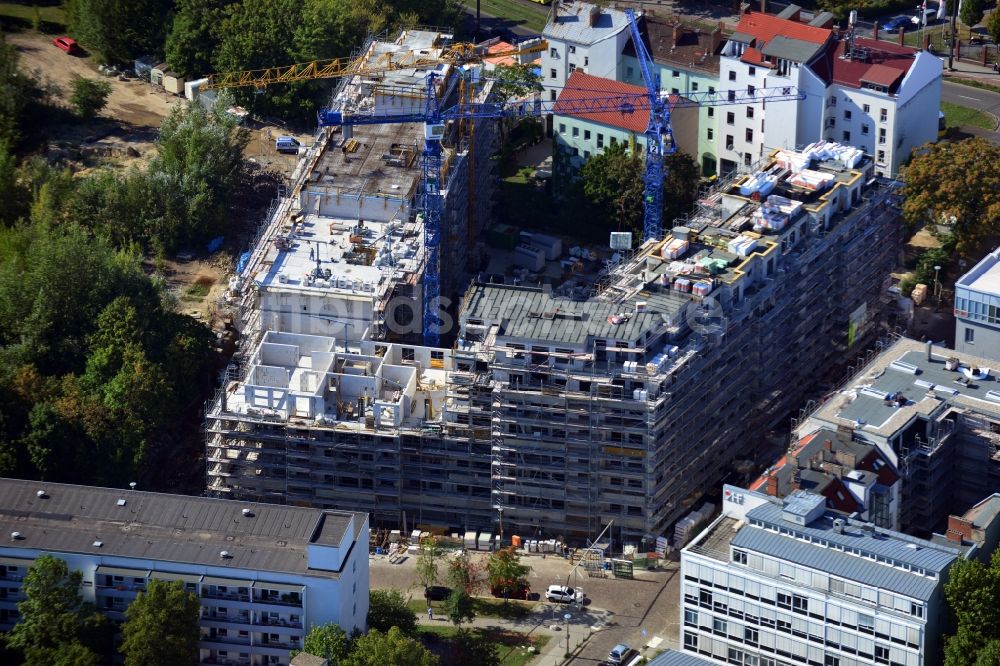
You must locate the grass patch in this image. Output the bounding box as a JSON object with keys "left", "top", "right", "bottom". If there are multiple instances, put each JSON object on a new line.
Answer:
{"left": 410, "top": 595, "right": 535, "bottom": 621}
{"left": 941, "top": 100, "right": 996, "bottom": 129}
{"left": 419, "top": 626, "right": 550, "bottom": 666}
{"left": 182, "top": 280, "right": 212, "bottom": 301}
{"left": 947, "top": 77, "right": 1000, "bottom": 95}
{"left": 461, "top": 0, "right": 548, "bottom": 33}
{"left": 0, "top": 3, "right": 66, "bottom": 31}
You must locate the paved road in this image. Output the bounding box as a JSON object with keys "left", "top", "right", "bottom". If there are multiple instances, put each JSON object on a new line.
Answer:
{"left": 942, "top": 80, "right": 1000, "bottom": 116}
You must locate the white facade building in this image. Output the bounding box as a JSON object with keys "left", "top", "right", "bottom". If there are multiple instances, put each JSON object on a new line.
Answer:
{"left": 541, "top": 1, "right": 632, "bottom": 103}
{"left": 0, "top": 479, "right": 369, "bottom": 666}
{"left": 681, "top": 486, "right": 968, "bottom": 666}
{"left": 718, "top": 10, "right": 941, "bottom": 177}
{"left": 954, "top": 245, "right": 1000, "bottom": 361}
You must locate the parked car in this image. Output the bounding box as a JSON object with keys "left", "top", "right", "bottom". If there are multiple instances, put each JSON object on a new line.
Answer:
{"left": 608, "top": 643, "right": 635, "bottom": 665}
{"left": 424, "top": 585, "right": 451, "bottom": 601}
{"left": 545, "top": 584, "right": 584, "bottom": 603}
{"left": 912, "top": 5, "right": 937, "bottom": 25}
{"left": 882, "top": 15, "right": 912, "bottom": 32}
{"left": 53, "top": 36, "right": 81, "bottom": 55}
{"left": 491, "top": 582, "right": 530, "bottom": 600}
{"left": 275, "top": 136, "right": 301, "bottom": 154}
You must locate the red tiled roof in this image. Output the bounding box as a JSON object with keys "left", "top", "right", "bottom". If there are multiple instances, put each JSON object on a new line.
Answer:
{"left": 553, "top": 71, "right": 649, "bottom": 133}
{"left": 484, "top": 40, "right": 517, "bottom": 66}
{"left": 816, "top": 37, "right": 917, "bottom": 91}
{"left": 740, "top": 47, "right": 773, "bottom": 67}
{"left": 734, "top": 11, "right": 832, "bottom": 46}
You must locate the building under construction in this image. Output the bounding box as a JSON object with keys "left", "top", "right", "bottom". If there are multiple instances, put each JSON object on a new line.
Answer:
{"left": 209, "top": 116, "right": 904, "bottom": 545}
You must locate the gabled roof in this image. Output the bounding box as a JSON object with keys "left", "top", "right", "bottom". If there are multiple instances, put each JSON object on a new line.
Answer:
{"left": 813, "top": 37, "right": 917, "bottom": 93}
{"left": 621, "top": 14, "right": 722, "bottom": 75}
{"left": 741, "top": 46, "right": 772, "bottom": 67}
{"left": 543, "top": 1, "right": 631, "bottom": 45}
{"left": 732, "top": 11, "right": 832, "bottom": 47}
{"left": 483, "top": 40, "right": 518, "bottom": 66}
{"left": 554, "top": 71, "right": 649, "bottom": 133}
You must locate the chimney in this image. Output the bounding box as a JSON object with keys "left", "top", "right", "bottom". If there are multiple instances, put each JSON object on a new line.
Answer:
{"left": 789, "top": 472, "right": 801, "bottom": 492}
{"left": 711, "top": 22, "right": 724, "bottom": 53}
{"left": 766, "top": 473, "right": 779, "bottom": 496}
{"left": 589, "top": 4, "right": 600, "bottom": 27}
{"left": 824, "top": 438, "right": 833, "bottom": 452}
{"left": 673, "top": 23, "right": 684, "bottom": 50}
{"left": 759, "top": 0, "right": 767, "bottom": 14}
{"left": 926, "top": 339, "right": 933, "bottom": 361}
{"left": 873, "top": 21, "right": 879, "bottom": 41}
{"left": 946, "top": 515, "right": 974, "bottom": 543}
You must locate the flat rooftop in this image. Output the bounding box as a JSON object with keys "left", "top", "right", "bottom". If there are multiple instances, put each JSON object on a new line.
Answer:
{"left": 957, "top": 245, "right": 1000, "bottom": 296}
{"left": 306, "top": 121, "right": 423, "bottom": 198}
{"left": 0, "top": 478, "right": 366, "bottom": 576}
{"left": 815, "top": 338, "right": 1000, "bottom": 436}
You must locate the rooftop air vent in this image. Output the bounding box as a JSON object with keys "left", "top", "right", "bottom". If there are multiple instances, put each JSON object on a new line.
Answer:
{"left": 93, "top": 540, "right": 103, "bottom": 548}
{"left": 832, "top": 519, "right": 845, "bottom": 534}
{"left": 116, "top": 498, "right": 126, "bottom": 506}
{"left": 36, "top": 490, "right": 47, "bottom": 499}
{"left": 219, "top": 550, "right": 231, "bottom": 559}
{"left": 241, "top": 508, "right": 254, "bottom": 517}
{"left": 10, "top": 531, "right": 22, "bottom": 541}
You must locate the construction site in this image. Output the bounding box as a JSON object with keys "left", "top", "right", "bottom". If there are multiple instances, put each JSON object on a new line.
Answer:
{"left": 207, "top": 20, "right": 906, "bottom": 548}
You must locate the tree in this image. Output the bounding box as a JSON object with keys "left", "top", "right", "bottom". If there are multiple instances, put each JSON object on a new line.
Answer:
{"left": 442, "top": 589, "right": 475, "bottom": 627}
{"left": 901, "top": 138, "right": 1000, "bottom": 258}
{"left": 961, "top": 0, "right": 986, "bottom": 28}
{"left": 292, "top": 623, "right": 351, "bottom": 663}
{"left": 492, "top": 63, "right": 543, "bottom": 100}
{"left": 486, "top": 547, "right": 530, "bottom": 602}
{"left": 343, "top": 627, "right": 438, "bottom": 666}
{"left": 7, "top": 555, "right": 113, "bottom": 664}
{"left": 580, "top": 140, "right": 645, "bottom": 236}
{"left": 448, "top": 629, "right": 500, "bottom": 666}
{"left": 68, "top": 78, "right": 112, "bottom": 119}
{"left": 120, "top": 579, "right": 200, "bottom": 666}
{"left": 943, "top": 550, "right": 1000, "bottom": 665}
{"left": 446, "top": 550, "right": 483, "bottom": 595}
{"left": 0, "top": 35, "right": 40, "bottom": 146}
{"left": 662, "top": 151, "right": 701, "bottom": 229}
{"left": 165, "top": 0, "right": 232, "bottom": 78}
{"left": 366, "top": 589, "right": 418, "bottom": 636}
{"left": 986, "top": 8, "right": 1000, "bottom": 45}
{"left": 416, "top": 536, "right": 442, "bottom": 589}
{"left": 65, "top": 0, "right": 173, "bottom": 63}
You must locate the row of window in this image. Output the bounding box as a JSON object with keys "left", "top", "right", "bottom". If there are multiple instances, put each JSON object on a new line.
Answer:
{"left": 955, "top": 297, "right": 1000, "bottom": 325}
{"left": 684, "top": 627, "right": 909, "bottom": 666}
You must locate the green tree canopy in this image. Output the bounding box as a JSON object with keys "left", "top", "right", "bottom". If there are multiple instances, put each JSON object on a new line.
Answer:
{"left": 343, "top": 627, "right": 438, "bottom": 666}
{"left": 986, "top": 9, "right": 1000, "bottom": 45}
{"left": 66, "top": 0, "right": 173, "bottom": 64}
{"left": 901, "top": 138, "right": 1000, "bottom": 258}
{"left": 0, "top": 35, "right": 41, "bottom": 147}
{"left": 943, "top": 550, "right": 1000, "bottom": 665}
{"left": 448, "top": 629, "right": 500, "bottom": 666}
{"left": 6, "top": 555, "right": 113, "bottom": 665}
{"left": 486, "top": 547, "right": 530, "bottom": 601}
{"left": 120, "top": 579, "right": 201, "bottom": 666}
{"left": 68, "top": 78, "right": 112, "bottom": 119}
{"left": 961, "top": 0, "right": 986, "bottom": 28}
{"left": 416, "top": 536, "right": 442, "bottom": 589}
{"left": 492, "top": 63, "right": 543, "bottom": 100}
{"left": 446, "top": 550, "right": 482, "bottom": 595}
{"left": 443, "top": 589, "right": 475, "bottom": 627}
{"left": 367, "top": 589, "right": 418, "bottom": 636}
{"left": 165, "top": 0, "right": 233, "bottom": 78}
{"left": 293, "top": 623, "right": 352, "bottom": 663}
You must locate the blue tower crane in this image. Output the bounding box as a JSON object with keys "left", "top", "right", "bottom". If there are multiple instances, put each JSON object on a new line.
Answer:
{"left": 320, "top": 73, "right": 803, "bottom": 346}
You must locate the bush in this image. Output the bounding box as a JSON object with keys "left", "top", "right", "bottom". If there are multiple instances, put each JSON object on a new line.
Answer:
{"left": 68, "top": 78, "right": 111, "bottom": 119}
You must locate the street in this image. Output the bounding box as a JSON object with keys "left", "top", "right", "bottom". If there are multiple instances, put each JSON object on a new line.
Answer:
{"left": 942, "top": 79, "right": 1000, "bottom": 140}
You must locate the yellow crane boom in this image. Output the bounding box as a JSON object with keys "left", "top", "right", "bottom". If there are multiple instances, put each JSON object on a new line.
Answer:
{"left": 202, "top": 40, "right": 546, "bottom": 91}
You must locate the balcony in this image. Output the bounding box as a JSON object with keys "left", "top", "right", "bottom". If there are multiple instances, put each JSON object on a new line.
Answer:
{"left": 201, "top": 658, "right": 251, "bottom": 666}
{"left": 253, "top": 593, "right": 302, "bottom": 608}
{"left": 254, "top": 616, "right": 303, "bottom": 630}
{"left": 199, "top": 635, "right": 252, "bottom": 647}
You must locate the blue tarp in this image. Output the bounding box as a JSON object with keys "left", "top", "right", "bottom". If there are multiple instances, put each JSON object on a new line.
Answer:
{"left": 206, "top": 236, "right": 224, "bottom": 253}
{"left": 236, "top": 251, "right": 251, "bottom": 275}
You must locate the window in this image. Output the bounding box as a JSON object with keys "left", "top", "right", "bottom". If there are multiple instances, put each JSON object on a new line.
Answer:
{"left": 584, "top": 151, "right": 590, "bottom": 158}
{"left": 610, "top": 136, "right": 617, "bottom": 145}
{"left": 584, "top": 56, "right": 589, "bottom": 66}
{"left": 684, "top": 609, "right": 698, "bottom": 627}
{"left": 726, "top": 134, "right": 734, "bottom": 149}
{"left": 569, "top": 63, "right": 577, "bottom": 73}
{"left": 745, "top": 627, "right": 759, "bottom": 644}
{"left": 828, "top": 96, "right": 837, "bottom": 107}
{"left": 744, "top": 154, "right": 752, "bottom": 166}
{"left": 550, "top": 48, "right": 557, "bottom": 57}
{"left": 747, "top": 107, "right": 754, "bottom": 119}
{"left": 876, "top": 646, "right": 890, "bottom": 664}
{"left": 911, "top": 602, "right": 924, "bottom": 618}
{"left": 684, "top": 631, "right": 698, "bottom": 649}
{"left": 745, "top": 128, "right": 753, "bottom": 142}
{"left": 597, "top": 134, "right": 604, "bottom": 148}
{"left": 692, "top": 82, "right": 699, "bottom": 91}
{"left": 879, "top": 127, "right": 887, "bottom": 143}
{"left": 727, "top": 112, "right": 735, "bottom": 125}
{"left": 550, "top": 69, "right": 557, "bottom": 79}
{"left": 748, "top": 84, "right": 756, "bottom": 96}
{"left": 877, "top": 149, "right": 886, "bottom": 163}
{"left": 842, "top": 130, "right": 851, "bottom": 142}
{"left": 572, "top": 127, "right": 579, "bottom": 137}
{"left": 748, "top": 66, "right": 756, "bottom": 76}
{"left": 699, "top": 588, "right": 713, "bottom": 606}
{"left": 733, "top": 549, "right": 747, "bottom": 564}
{"left": 558, "top": 123, "right": 565, "bottom": 134}
{"left": 402, "top": 348, "right": 415, "bottom": 361}
{"left": 792, "top": 595, "right": 808, "bottom": 612}
{"left": 862, "top": 124, "right": 870, "bottom": 135}
{"left": 712, "top": 617, "right": 727, "bottom": 635}
{"left": 707, "top": 107, "right": 714, "bottom": 117}
{"left": 777, "top": 592, "right": 792, "bottom": 609}
{"left": 550, "top": 90, "right": 557, "bottom": 101}
{"left": 584, "top": 130, "right": 591, "bottom": 140}
{"left": 671, "top": 87, "right": 679, "bottom": 94}
{"left": 825, "top": 658, "right": 840, "bottom": 666}
{"left": 880, "top": 108, "right": 888, "bottom": 122}
{"left": 844, "top": 110, "right": 852, "bottom": 120}
{"left": 431, "top": 350, "right": 444, "bottom": 360}
{"left": 707, "top": 128, "right": 714, "bottom": 140}
{"left": 572, "top": 147, "right": 579, "bottom": 156}
{"left": 709, "top": 86, "right": 715, "bottom": 94}
{"left": 729, "top": 71, "right": 736, "bottom": 81}
{"left": 672, "top": 70, "right": 680, "bottom": 78}
{"left": 858, "top": 613, "right": 875, "bottom": 632}
{"left": 965, "top": 328, "right": 975, "bottom": 343}
{"left": 626, "top": 66, "right": 634, "bottom": 78}
{"left": 863, "top": 103, "right": 870, "bottom": 112}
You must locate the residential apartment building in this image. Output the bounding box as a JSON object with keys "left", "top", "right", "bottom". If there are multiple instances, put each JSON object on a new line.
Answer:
{"left": 622, "top": 14, "right": 724, "bottom": 175}
{"left": 0, "top": 478, "right": 369, "bottom": 666}
{"left": 681, "top": 486, "right": 971, "bottom": 666}
{"left": 799, "top": 337, "right": 1000, "bottom": 537}
{"left": 541, "top": 1, "right": 632, "bottom": 104}
{"left": 552, "top": 71, "right": 698, "bottom": 176}
{"left": 719, "top": 7, "right": 940, "bottom": 177}
{"left": 749, "top": 427, "right": 902, "bottom": 530}
{"left": 210, "top": 142, "right": 903, "bottom": 546}
{"left": 954, "top": 245, "right": 1000, "bottom": 360}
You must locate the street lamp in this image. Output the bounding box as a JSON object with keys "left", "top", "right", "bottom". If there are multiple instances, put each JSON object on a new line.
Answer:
{"left": 934, "top": 265, "right": 942, "bottom": 302}
{"left": 564, "top": 612, "right": 572, "bottom": 656}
